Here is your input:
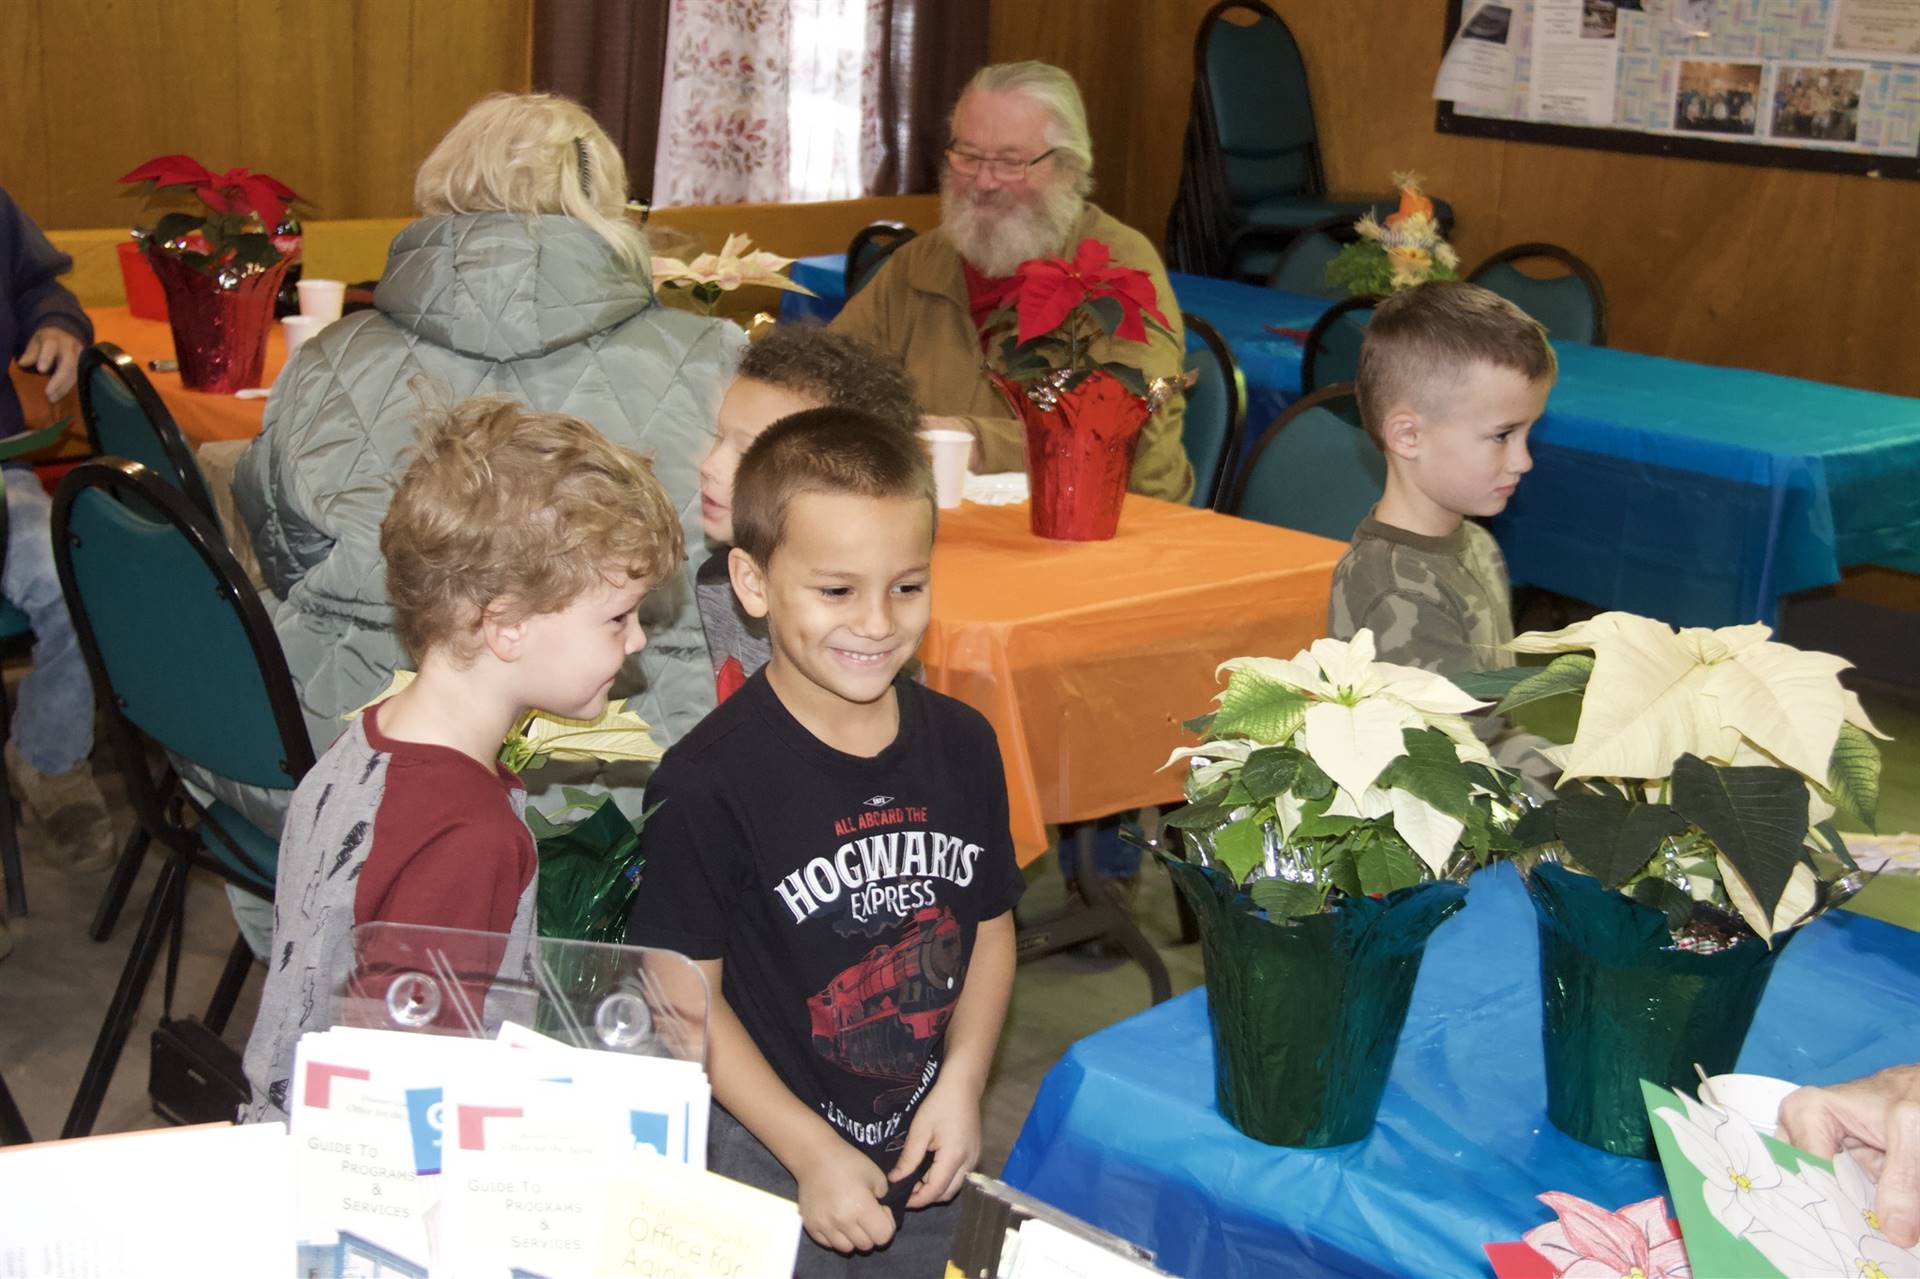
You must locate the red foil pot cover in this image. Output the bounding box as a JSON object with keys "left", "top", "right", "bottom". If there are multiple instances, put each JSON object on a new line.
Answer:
{"left": 993, "top": 369, "right": 1149, "bottom": 542}
{"left": 146, "top": 248, "right": 291, "bottom": 394}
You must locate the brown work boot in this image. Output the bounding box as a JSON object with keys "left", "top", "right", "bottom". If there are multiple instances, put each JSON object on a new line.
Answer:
{"left": 5, "top": 741, "right": 116, "bottom": 872}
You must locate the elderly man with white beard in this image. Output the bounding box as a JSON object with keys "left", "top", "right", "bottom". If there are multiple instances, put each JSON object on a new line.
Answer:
{"left": 834, "top": 60, "right": 1194, "bottom": 504}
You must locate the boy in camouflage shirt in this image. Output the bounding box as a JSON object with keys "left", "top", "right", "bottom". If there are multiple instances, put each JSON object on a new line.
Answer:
{"left": 1328, "top": 281, "right": 1556, "bottom": 678}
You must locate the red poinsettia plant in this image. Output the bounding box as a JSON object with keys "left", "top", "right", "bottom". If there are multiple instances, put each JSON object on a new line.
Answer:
{"left": 981, "top": 238, "right": 1173, "bottom": 402}
{"left": 120, "top": 154, "right": 307, "bottom": 277}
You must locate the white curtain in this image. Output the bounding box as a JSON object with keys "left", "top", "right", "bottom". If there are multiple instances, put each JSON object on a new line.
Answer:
{"left": 653, "top": 0, "right": 885, "bottom": 206}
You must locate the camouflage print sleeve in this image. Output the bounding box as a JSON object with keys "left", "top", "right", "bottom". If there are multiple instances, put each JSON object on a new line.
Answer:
{"left": 1351, "top": 588, "right": 1478, "bottom": 675}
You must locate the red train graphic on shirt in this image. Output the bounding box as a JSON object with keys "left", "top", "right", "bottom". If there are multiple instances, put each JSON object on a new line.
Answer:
{"left": 809, "top": 905, "right": 963, "bottom": 1083}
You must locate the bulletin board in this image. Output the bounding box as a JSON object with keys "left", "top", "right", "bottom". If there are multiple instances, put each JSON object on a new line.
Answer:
{"left": 1434, "top": 0, "right": 1920, "bottom": 180}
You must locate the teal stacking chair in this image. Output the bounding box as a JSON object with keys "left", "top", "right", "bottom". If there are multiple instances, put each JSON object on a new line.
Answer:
{"left": 1266, "top": 216, "right": 1357, "bottom": 299}
{"left": 1300, "top": 296, "right": 1377, "bottom": 395}
{"left": 844, "top": 222, "right": 917, "bottom": 299}
{"left": 77, "top": 343, "right": 220, "bottom": 520}
{"left": 1180, "top": 313, "right": 1248, "bottom": 511}
{"left": 1228, "top": 383, "right": 1383, "bottom": 541}
{"left": 54, "top": 460, "right": 314, "bottom": 1138}
{"left": 1468, "top": 243, "right": 1610, "bottom": 345}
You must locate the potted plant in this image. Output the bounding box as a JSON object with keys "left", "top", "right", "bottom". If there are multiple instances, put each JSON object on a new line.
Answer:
{"left": 980, "top": 239, "right": 1183, "bottom": 541}
{"left": 119, "top": 156, "right": 307, "bottom": 392}
{"left": 649, "top": 232, "right": 817, "bottom": 321}
{"left": 1464, "top": 611, "right": 1886, "bottom": 1158}
{"left": 1326, "top": 172, "right": 1459, "bottom": 297}
{"left": 1156, "top": 630, "right": 1525, "bottom": 1147}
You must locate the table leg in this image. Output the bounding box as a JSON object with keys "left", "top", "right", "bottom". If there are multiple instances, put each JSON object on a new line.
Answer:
{"left": 1014, "top": 824, "right": 1172, "bottom": 1006}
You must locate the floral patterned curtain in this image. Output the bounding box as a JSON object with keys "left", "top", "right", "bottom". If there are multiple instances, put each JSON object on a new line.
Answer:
{"left": 653, "top": 0, "right": 795, "bottom": 205}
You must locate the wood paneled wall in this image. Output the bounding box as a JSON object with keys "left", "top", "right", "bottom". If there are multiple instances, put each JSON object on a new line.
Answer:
{"left": 2, "top": 0, "right": 532, "bottom": 230}
{"left": 988, "top": 0, "right": 1920, "bottom": 397}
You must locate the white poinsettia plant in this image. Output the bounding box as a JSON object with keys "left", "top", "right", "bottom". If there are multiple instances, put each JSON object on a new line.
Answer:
{"left": 353, "top": 670, "right": 666, "bottom": 774}
{"left": 649, "top": 232, "right": 818, "bottom": 316}
{"left": 1162, "top": 630, "right": 1526, "bottom": 921}
{"left": 1462, "top": 612, "right": 1888, "bottom": 942}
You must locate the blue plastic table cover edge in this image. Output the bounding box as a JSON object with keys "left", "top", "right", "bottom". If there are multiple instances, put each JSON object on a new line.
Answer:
{"left": 999, "top": 863, "right": 1920, "bottom": 1279}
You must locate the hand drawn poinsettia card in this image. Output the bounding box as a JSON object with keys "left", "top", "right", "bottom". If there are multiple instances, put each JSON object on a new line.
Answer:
{"left": 1642, "top": 1080, "right": 1920, "bottom": 1279}
{"left": 1484, "top": 1192, "right": 1689, "bottom": 1279}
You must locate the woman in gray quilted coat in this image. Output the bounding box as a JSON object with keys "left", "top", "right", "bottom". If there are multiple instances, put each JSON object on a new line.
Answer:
{"left": 232, "top": 93, "right": 742, "bottom": 833}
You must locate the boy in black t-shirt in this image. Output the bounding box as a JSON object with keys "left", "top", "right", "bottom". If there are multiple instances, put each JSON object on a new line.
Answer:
{"left": 629, "top": 408, "right": 1023, "bottom": 1274}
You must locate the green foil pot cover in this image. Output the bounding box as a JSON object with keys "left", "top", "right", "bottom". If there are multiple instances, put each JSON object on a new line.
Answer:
{"left": 1161, "top": 853, "right": 1467, "bottom": 1148}
{"left": 1528, "top": 860, "right": 1797, "bottom": 1159}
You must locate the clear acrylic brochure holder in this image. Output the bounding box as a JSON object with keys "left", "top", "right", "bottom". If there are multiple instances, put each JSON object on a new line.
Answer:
{"left": 329, "top": 922, "right": 708, "bottom": 1066}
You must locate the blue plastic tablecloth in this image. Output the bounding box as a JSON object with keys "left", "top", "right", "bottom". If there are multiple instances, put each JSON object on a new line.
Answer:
{"left": 999, "top": 865, "right": 1920, "bottom": 1279}
{"left": 782, "top": 255, "right": 1920, "bottom": 627}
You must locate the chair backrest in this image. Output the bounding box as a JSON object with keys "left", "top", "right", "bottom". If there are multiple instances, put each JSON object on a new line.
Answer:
{"left": 76, "top": 343, "right": 221, "bottom": 520}
{"left": 1229, "top": 383, "right": 1382, "bottom": 540}
{"left": 1467, "top": 242, "right": 1610, "bottom": 346}
{"left": 52, "top": 461, "right": 313, "bottom": 796}
{"left": 845, "top": 222, "right": 917, "bottom": 298}
{"left": 1300, "top": 295, "right": 1376, "bottom": 394}
{"left": 1267, "top": 216, "right": 1357, "bottom": 297}
{"left": 1180, "top": 313, "right": 1249, "bottom": 510}
{"left": 1199, "top": 1, "right": 1322, "bottom": 206}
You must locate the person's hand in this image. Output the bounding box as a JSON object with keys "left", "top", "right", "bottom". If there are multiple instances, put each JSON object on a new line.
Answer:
{"left": 793, "top": 1138, "right": 894, "bottom": 1254}
{"left": 19, "top": 325, "right": 84, "bottom": 403}
{"left": 1778, "top": 1064, "right": 1920, "bottom": 1247}
{"left": 890, "top": 1076, "right": 981, "bottom": 1210}
{"left": 921, "top": 413, "right": 983, "bottom": 470}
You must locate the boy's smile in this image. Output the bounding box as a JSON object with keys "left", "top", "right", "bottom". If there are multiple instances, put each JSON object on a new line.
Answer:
{"left": 737, "top": 491, "right": 934, "bottom": 746}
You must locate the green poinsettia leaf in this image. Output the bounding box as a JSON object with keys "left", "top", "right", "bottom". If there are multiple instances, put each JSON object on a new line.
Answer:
{"left": 1210, "top": 814, "right": 1267, "bottom": 884}
{"left": 1084, "top": 295, "right": 1125, "bottom": 338}
{"left": 1292, "top": 754, "right": 1335, "bottom": 801}
{"left": 1631, "top": 876, "right": 1696, "bottom": 932}
{"left": 1553, "top": 789, "right": 1688, "bottom": 889}
{"left": 1182, "top": 711, "right": 1217, "bottom": 736}
{"left": 1239, "top": 747, "right": 1302, "bottom": 803}
{"left": 152, "top": 210, "right": 203, "bottom": 243}
{"left": 1827, "top": 721, "right": 1882, "bottom": 831}
{"left": 1250, "top": 877, "right": 1325, "bottom": 920}
{"left": 1671, "top": 753, "right": 1810, "bottom": 928}
{"left": 1814, "top": 819, "right": 1857, "bottom": 873}
{"left": 1210, "top": 673, "right": 1309, "bottom": 744}
{"left": 1513, "top": 801, "right": 1560, "bottom": 848}
{"left": 1097, "top": 361, "right": 1148, "bottom": 398}
{"left": 1450, "top": 667, "right": 1533, "bottom": 702}
{"left": 1374, "top": 727, "right": 1473, "bottom": 822}
{"left": 1353, "top": 829, "right": 1424, "bottom": 896}
{"left": 1497, "top": 654, "right": 1596, "bottom": 715}
{"left": 1293, "top": 807, "right": 1360, "bottom": 842}
{"left": 1161, "top": 799, "right": 1235, "bottom": 831}
{"left": 1325, "top": 844, "right": 1363, "bottom": 898}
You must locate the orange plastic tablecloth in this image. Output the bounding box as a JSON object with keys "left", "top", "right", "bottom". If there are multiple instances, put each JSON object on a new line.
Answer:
{"left": 86, "top": 306, "right": 282, "bottom": 444}
{"left": 922, "top": 496, "right": 1345, "bottom": 864}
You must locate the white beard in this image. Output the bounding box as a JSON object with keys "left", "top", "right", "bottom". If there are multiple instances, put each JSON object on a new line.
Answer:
{"left": 940, "top": 177, "right": 1085, "bottom": 278}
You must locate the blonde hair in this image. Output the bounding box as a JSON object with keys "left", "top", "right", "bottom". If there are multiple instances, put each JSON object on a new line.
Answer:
{"left": 959, "top": 62, "right": 1095, "bottom": 196}
{"left": 413, "top": 92, "right": 647, "bottom": 273}
{"left": 1355, "top": 281, "right": 1558, "bottom": 448}
{"left": 382, "top": 396, "right": 684, "bottom": 664}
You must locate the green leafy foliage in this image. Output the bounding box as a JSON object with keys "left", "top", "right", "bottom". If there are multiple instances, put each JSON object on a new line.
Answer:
{"left": 1670, "top": 753, "right": 1810, "bottom": 931}
{"left": 1250, "top": 878, "right": 1326, "bottom": 919}
{"left": 1552, "top": 788, "right": 1688, "bottom": 889}
{"left": 1209, "top": 814, "right": 1268, "bottom": 884}
{"left": 1210, "top": 673, "right": 1309, "bottom": 743}
{"left": 1630, "top": 877, "right": 1696, "bottom": 932}
{"left": 1240, "top": 747, "right": 1303, "bottom": 802}
{"left": 1826, "top": 722, "right": 1882, "bottom": 831}
{"left": 1512, "top": 800, "right": 1559, "bottom": 848}
{"left": 1375, "top": 728, "right": 1474, "bottom": 822}
{"left": 1450, "top": 667, "right": 1534, "bottom": 703}
{"left": 1352, "top": 828, "right": 1423, "bottom": 895}
{"left": 1496, "top": 654, "right": 1595, "bottom": 715}
{"left": 1162, "top": 798, "right": 1235, "bottom": 831}
{"left": 1181, "top": 711, "right": 1217, "bottom": 736}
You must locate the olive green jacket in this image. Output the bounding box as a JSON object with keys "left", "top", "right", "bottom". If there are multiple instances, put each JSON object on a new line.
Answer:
{"left": 832, "top": 202, "right": 1194, "bottom": 503}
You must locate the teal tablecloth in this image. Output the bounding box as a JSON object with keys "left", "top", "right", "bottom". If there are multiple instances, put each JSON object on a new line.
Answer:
{"left": 998, "top": 864, "right": 1920, "bottom": 1279}
{"left": 781, "top": 255, "right": 1920, "bottom": 627}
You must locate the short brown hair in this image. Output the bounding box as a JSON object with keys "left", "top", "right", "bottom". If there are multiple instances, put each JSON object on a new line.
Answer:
{"left": 731, "top": 407, "right": 936, "bottom": 566}
{"left": 736, "top": 327, "right": 921, "bottom": 434}
{"left": 382, "top": 396, "right": 684, "bottom": 663}
{"left": 1354, "top": 281, "right": 1557, "bottom": 447}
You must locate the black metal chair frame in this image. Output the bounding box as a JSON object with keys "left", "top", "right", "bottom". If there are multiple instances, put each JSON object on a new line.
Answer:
{"left": 54, "top": 461, "right": 315, "bottom": 1138}
{"left": 843, "top": 221, "right": 916, "bottom": 299}
{"left": 1226, "top": 381, "right": 1366, "bottom": 518}
{"left": 1467, "top": 242, "right": 1611, "bottom": 347}
{"left": 1265, "top": 213, "right": 1363, "bottom": 293}
{"left": 0, "top": 480, "right": 25, "bottom": 919}
{"left": 1299, "top": 296, "right": 1379, "bottom": 397}
{"left": 77, "top": 343, "right": 222, "bottom": 522}
{"left": 1181, "top": 311, "right": 1249, "bottom": 511}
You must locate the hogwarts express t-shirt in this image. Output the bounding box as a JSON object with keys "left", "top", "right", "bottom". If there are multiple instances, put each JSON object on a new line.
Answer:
{"left": 627, "top": 670, "right": 1025, "bottom": 1168}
